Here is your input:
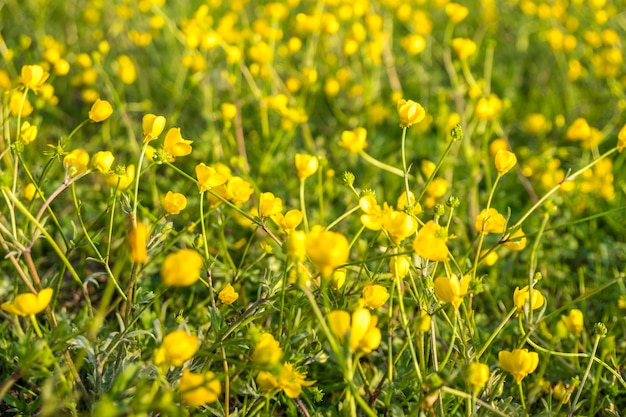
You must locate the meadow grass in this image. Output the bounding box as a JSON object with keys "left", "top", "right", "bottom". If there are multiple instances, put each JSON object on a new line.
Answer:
{"left": 1, "top": 0, "right": 626, "bottom": 416}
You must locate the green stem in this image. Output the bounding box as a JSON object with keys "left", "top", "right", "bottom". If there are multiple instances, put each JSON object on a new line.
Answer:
{"left": 359, "top": 151, "right": 406, "bottom": 177}
{"left": 568, "top": 333, "right": 601, "bottom": 415}
{"left": 475, "top": 306, "right": 517, "bottom": 360}
{"left": 299, "top": 179, "right": 309, "bottom": 232}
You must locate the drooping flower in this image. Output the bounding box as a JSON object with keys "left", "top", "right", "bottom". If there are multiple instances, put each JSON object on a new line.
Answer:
{"left": 142, "top": 113, "right": 167, "bottom": 143}
{"left": 20, "top": 64, "right": 49, "bottom": 92}
{"left": 494, "top": 149, "right": 517, "bottom": 176}
{"left": 397, "top": 99, "right": 426, "bottom": 128}
{"left": 161, "top": 248, "right": 204, "bottom": 286}
{"left": 128, "top": 222, "right": 149, "bottom": 263}
{"left": 195, "top": 163, "right": 228, "bottom": 192}
{"left": 1, "top": 288, "right": 53, "bottom": 316}
{"left": 163, "top": 128, "right": 193, "bottom": 158}
{"left": 154, "top": 329, "right": 199, "bottom": 367}
{"left": 339, "top": 127, "right": 368, "bottom": 153}
{"left": 89, "top": 99, "right": 113, "bottom": 122}
{"left": 465, "top": 362, "right": 490, "bottom": 394}
{"left": 252, "top": 333, "right": 283, "bottom": 367}
{"left": 218, "top": 283, "right": 239, "bottom": 305}
{"left": 295, "top": 153, "right": 319, "bottom": 180}
{"left": 413, "top": 220, "right": 449, "bottom": 262}
{"left": 91, "top": 151, "right": 115, "bottom": 174}
{"left": 305, "top": 226, "right": 350, "bottom": 277}
{"left": 259, "top": 192, "right": 283, "bottom": 217}
{"left": 178, "top": 369, "right": 221, "bottom": 407}
{"left": 433, "top": 275, "right": 470, "bottom": 309}
{"left": 328, "top": 308, "right": 382, "bottom": 353}
{"left": 561, "top": 309, "right": 584, "bottom": 336}
{"left": 513, "top": 286, "right": 545, "bottom": 314}
{"left": 475, "top": 208, "right": 506, "bottom": 234}
{"left": 362, "top": 283, "right": 390, "bottom": 309}
{"left": 163, "top": 191, "right": 187, "bottom": 215}
{"left": 499, "top": 348, "right": 539, "bottom": 384}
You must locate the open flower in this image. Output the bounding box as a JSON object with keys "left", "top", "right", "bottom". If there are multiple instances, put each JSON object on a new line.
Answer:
{"left": 259, "top": 192, "right": 283, "bottom": 217}
{"left": 256, "top": 362, "right": 315, "bottom": 398}
{"left": 163, "top": 191, "right": 187, "bottom": 215}
{"left": 1, "top": 288, "right": 53, "bottom": 316}
{"left": 434, "top": 275, "right": 470, "bottom": 309}
{"left": 305, "top": 226, "right": 349, "bottom": 277}
{"left": 413, "top": 221, "right": 449, "bottom": 262}
{"left": 196, "top": 163, "right": 228, "bottom": 192}
{"left": 163, "top": 128, "right": 193, "bottom": 158}
{"left": 475, "top": 208, "right": 506, "bottom": 234}
{"left": 178, "top": 369, "right": 221, "bottom": 407}
{"left": 218, "top": 283, "right": 239, "bottom": 304}
{"left": 63, "top": 149, "right": 90, "bottom": 177}
{"left": 20, "top": 121, "right": 38, "bottom": 144}
{"left": 397, "top": 99, "right": 426, "bottom": 127}
{"left": 499, "top": 348, "right": 539, "bottom": 384}
{"left": 20, "top": 64, "right": 49, "bottom": 92}
{"left": 339, "top": 127, "right": 368, "bottom": 153}
{"left": 154, "top": 329, "right": 199, "bottom": 367}
{"left": 362, "top": 283, "right": 390, "bottom": 309}
{"left": 91, "top": 151, "right": 115, "bottom": 174}
{"left": 503, "top": 228, "right": 527, "bottom": 251}
{"left": 142, "top": 113, "right": 166, "bottom": 142}
{"left": 89, "top": 99, "right": 113, "bottom": 122}
{"left": 382, "top": 210, "right": 418, "bottom": 243}
{"left": 252, "top": 333, "right": 283, "bottom": 367}
{"left": 561, "top": 309, "right": 584, "bottom": 336}
{"left": 513, "top": 286, "right": 545, "bottom": 314}
{"left": 328, "top": 308, "right": 382, "bottom": 353}
{"left": 161, "top": 248, "right": 204, "bottom": 286}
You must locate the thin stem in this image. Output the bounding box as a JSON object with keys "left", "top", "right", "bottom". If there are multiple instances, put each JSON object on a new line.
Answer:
{"left": 475, "top": 307, "right": 517, "bottom": 359}
{"left": 568, "top": 333, "right": 601, "bottom": 416}
{"left": 359, "top": 151, "right": 406, "bottom": 177}
{"left": 299, "top": 179, "right": 309, "bottom": 232}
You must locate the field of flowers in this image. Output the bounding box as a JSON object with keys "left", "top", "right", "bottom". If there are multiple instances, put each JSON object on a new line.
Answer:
{"left": 2, "top": 0, "right": 626, "bottom": 416}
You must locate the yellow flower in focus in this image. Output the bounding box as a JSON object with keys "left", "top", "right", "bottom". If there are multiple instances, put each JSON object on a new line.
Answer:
{"left": 105, "top": 164, "right": 135, "bottom": 189}
{"left": 565, "top": 118, "right": 591, "bottom": 141}
{"left": 617, "top": 123, "right": 626, "bottom": 152}
{"left": 413, "top": 221, "right": 449, "bottom": 262}
{"left": 1, "top": 288, "right": 53, "bottom": 316}
{"left": 163, "top": 128, "right": 193, "bottom": 159}
{"left": 382, "top": 210, "right": 418, "bottom": 243}
{"left": 451, "top": 38, "right": 477, "bottom": 61}
{"left": 218, "top": 283, "right": 239, "bottom": 304}
{"left": 161, "top": 248, "right": 204, "bottom": 287}
{"left": 396, "top": 191, "right": 421, "bottom": 214}
{"left": 295, "top": 153, "right": 319, "bottom": 180}
{"left": 561, "top": 309, "right": 584, "bottom": 336}
{"left": 63, "top": 149, "right": 90, "bottom": 177}
{"left": 20, "top": 64, "right": 49, "bottom": 92}
{"left": 272, "top": 209, "right": 303, "bottom": 234}
{"left": 128, "top": 222, "right": 149, "bottom": 263}
{"left": 465, "top": 362, "right": 490, "bottom": 394}
{"left": 433, "top": 275, "right": 470, "bottom": 309}
{"left": 359, "top": 195, "right": 384, "bottom": 231}
{"left": 257, "top": 363, "right": 315, "bottom": 399}
{"left": 91, "top": 151, "right": 115, "bottom": 174}
{"left": 154, "top": 329, "right": 199, "bottom": 367}
{"left": 504, "top": 228, "right": 527, "bottom": 251}
{"left": 163, "top": 191, "right": 187, "bottom": 215}
{"left": 494, "top": 149, "right": 517, "bottom": 176}
{"left": 329, "top": 308, "right": 382, "bottom": 354}
{"left": 142, "top": 113, "right": 167, "bottom": 143}
{"left": 499, "top": 349, "right": 539, "bottom": 384}
{"left": 445, "top": 3, "right": 469, "bottom": 23}
{"left": 252, "top": 333, "right": 283, "bottom": 367}
{"left": 178, "top": 369, "right": 221, "bottom": 407}
{"left": 339, "top": 127, "right": 368, "bottom": 153}
{"left": 20, "top": 121, "right": 38, "bottom": 145}
{"left": 475, "top": 208, "right": 506, "bottom": 234}
{"left": 397, "top": 99, "right": 426, "bottom": 128}
{"left": 305, "top": 226, "right": 350, "bottom": 277}
{"left": 88, "top": 99, "right": 113, "bottom": 122}
{"left": 362, "top": 283, "right": 390, "bottom": 309}
{"left": 513, "top": 286, "right": 545, "bottom": 314}
{"left": 331, "top": 268, "right": 346, "bottom": 290}
{"left": 390, "top": 254, "right": 411, "bottom": 279}
{"left": 259, "top": 192, "right": 283, "bottom": 217}
{"left": 195, "top": 163, "right": 228, "bottom": 192}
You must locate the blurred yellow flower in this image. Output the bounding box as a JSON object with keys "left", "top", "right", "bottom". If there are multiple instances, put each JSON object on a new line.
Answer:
{"left": 504, "top": 228, "right": 527, "bottom": 251}
{"left": 221, "top": 103, "right": 237, "bottom": 120}
{"left": 475, "top": 94, "right": 502, "bottom": 120}
{"left": 286, "top": 230, "right": 306, "bottom": 261}
{"left": 305, "top": 226, "right": 350, "bottom": 277}
{"left": 295, "top": 153, "right": 319, "bottom": 180}
{"left": 178, "top": 369, "right": 221, "bottom": 407}
{"left": 257, "top": 362, "right": 315, "bottom": 398}
{"left": 259, "top": 192, "right": 283, "bottom": 217}
{"left": 565, "top": 118, "right": 591, "bottom": 141}
{"left": 163, "top": 128, "right": 193, "bottom": 159}
{"left": 494, "top": 149, "right": 517, "bottom": 176}
{"left": 272, "top": 209, "right": 303, "bottom": 234}
{"left": 163, "top": 191, "right": 187, "bottom": 215}
{"left": 397, "top": 99, "right": 426, "bottom": 128}
{"left": 434, "top": 275, "right": 470, "bottom": 309}
{"left": 445, "top": 3, "right": 469, "bottom": 23}
{"left": 382, "top": 210, "right": 418, "bottom": 243}
{"left": 10, "top": 91, "right": 34, "bottom": 117}
{"left": 451, "top": 38, "right": 477, "bottom": 61}
{"left": 154, "top": 329, "right": 199, "bottom": 367}
{"left": 20, "top": 121, "right": 38, "bottom": 145}
{"left": 413, "top": 221, "right": 449, "bottom": 262}
{"left": 88, "top": 98, "right": 113, "bottom": 122}
{"left": 499, "top": 348, "right": 539, "bottom": 384}
{"left": 396, "top": 191, "right": 421, "bottom": 213}
{"left": 116, "top": 54, "right": 137, "bottom": 84}
{"left": 328, "top": 308, "right": 382, "bottom": 353}
{"left": 1, "top": 288, "right": 53, "bottom": 316}
{"left": 513, "top": 286, "right": 545, "bottom": 314}
{"left": 339, "top": 127, "right": 368, "bottom": 153}
{"left": 218, "top": 283, "right": 239, "bottom": 304}
{"left": 23, "top": 183, "right": 42, "bottom": 201}
{"left": 561, "top": 309, "right": 584, "bottom": 336}
{"left": 20, "top": 64, "right": 49, "bottom": 92}
{"left": 252, "top": 333, "right": 283, "bottom": 366}
{"left": 475, "top": 208, "right": 506, "bottom": 234}
{"left": 362, "top": 283, "right": 390, "bottom": 309}
{"left": 617, "top": 123, "right": 626, "bottom": 152}
{"left": 390, "top": 254, "right": 411, "bottom": 279}
{"left": 128, "top": 222, "right": 149, "bottom": 263}
{"left": 63, "top": 149, "right": 90, "bottom": 177}
{"left": 142, "top": 113, "right": 167, "bottom": 143}
{"left": 400, "top": 34, "right": 427, "bottom": 56}
{"left": 196, "top": 163, "right": 228, "bottom": 192}
{"left": 161, "top": 248, "right": 204, "bottom": 286}
{"left": 91, "top": 151, "right": 115, "bottom": 174}
{"left": 465, "top": 362, "right": 490, "bottom": 394}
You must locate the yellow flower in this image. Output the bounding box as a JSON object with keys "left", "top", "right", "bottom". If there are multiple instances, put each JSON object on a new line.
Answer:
{"left": 221, "top": 103, "right": 237, "bottom": 120}
{"left": 1, "top": 288, "right": 53, "bottom": 316}
{"left": 475, "top": 208, "right": 506, "bottom": 234}
{"left": 116, "top": 55, "right": 137, "bottom": 84}
{"left": 465, "top": 362, "right": 490, "bottom": 394}
{"left": 295, "top": 153, "right": 319, "bottom": 180}
{"left": 88, "top": 99, "right": 113, "bottom": 122}
{"left": 154, "top": 329, "right": 199, "bottom": 367}
{"left": 10, "top": 91, "right": 33, "bottom": 117}
{"left": 382, "top": 209, "right": 418, "bottom": 243}
{"left": 163, "top": 128, "right": 193, "bottom": 158}
{"left": 259, "top": 192, "right": 283, "bottom": 217}
{"left": 23, "top": 183, "right": 42, "bottom": 201}
{"left": 397, "top": 99, "right": 426, "bottom": 128}
{"left": 142, "top": 113, "right": 167, "bottom": 143}
{"left": 195, "top": 163, "right": 228, "bottom": 192}
{"left": 617, "top": 123, "right": 626, "bottom": 152}
{"left": 218, "top": 283, "right": 239, "bottom": 304}
{"left": 161, "top": 248, "right": 204, "bottom": 287}
{"left": 257, "top": 363, "right": 315, "bottom": 398}
{"left": 359, "top": 195, "right": 384, "bottom": 231}
{"left": 330, "top": 268, "right": 346, "bottom": 290}
{"left": 413, "top": 221, "right": 449, "bottom": 262}
{"left": 494, "top": 149, "right": 517, "bottom": 176}
{"left": 390, "top": 254, "right": 411, "bottom": 279}
{"left": 286, "top": 230, "right": 307, "bottom": 261}
{"left": 475, "top": 94, "right": 502, "bottom": 120}
{"left": 339, "top": 127, "right": 368, "bottom": 153}
{"left": 396, "top": 191, "right": 421, "bottom": 213}
{"left": 91, "top": 151, "right": 115, "bottom": 174}
{"left": 328, "top": 308, "right": 382, "bottom": 353}
{"left": 499, "top": 348, "right": 539, "bottom": 384}
{"left": 362, "top": 283, "right": 390, "bottom": 309}
{"left": 451, "top": 38, "right": 477, "bottom": 61}
{"left": 445, "top": 3, "right": 469, "bottom": 23}
{"left": 20, "top": 64, "right": 49, "bottom": 92}
{"left": 433, "top": 275, "right": 470, "bottom": 309}
{"left": 163, "top": 191, "right": 187, "bottom": 215}
{"left": 561, "top": 309, "right": 584, "bottom": 336}
{"left": 252, "top": 333, "right": 283, "bottom": 367}
{"left": 105, "top": 164, "right": 136, "bottom": 189}
{"left": 503, "top": 228, "right": 527, "bottom": 251}
{"left": 20, "top": 121, "right": 38, "bottom": 145}
{"left": 63, "top": 149, "right": 90, "bottom": 177}
{"left": 400, "top": 34, "right": 427, "bottom": 56}
{"left": 128, "top": 222, "right": 149, "bottom": 263}
{"left": 513, "top": 286, "right": 545, "bottom": 314}
{"left": 178, "top": 369, "right": 221, "bottom": 407}
{"left": 226, "top": 177, "right": 254, "bottom": 204}
{"left": 565, "top": 118, "right": 591, "bottom": 141}
{"left": 305, "top": 226, "right": 350, "bottom": 277}
{"left": 272, "top": 209, "right": 303, "bottom": 234}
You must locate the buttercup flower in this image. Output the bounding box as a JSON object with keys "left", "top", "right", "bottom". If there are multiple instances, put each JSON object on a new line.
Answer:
{"left": 259, "top": 192, "right": 283, "bottom": 217}
{"left": 89, "top": 99, "right": 113, "bottom": 122}
{"left": 128, "top": 222, "right": 149, "bottom": 263}
{"left": 163, "top": 128, "right": 193, "bottom": 158}
{"left": 359, "top": 195, "right": 384, "bottom": 231}
{"left": 256, "top": 362, "right": 315, "bottom": 398}
{"left": 142, "top": 113, "right": 166, "bottom": 142}
{"left": 503, "top": 228, "right": 527, "bottom": 251}
{"left": 339, "top": 127, "right": 368, "bottom": 153}
{"left": 272, "top": 209, "right": 303, "bottom": 234}
{"left": 465, "top": 363, "right": 490, "bottom": 394}
{"left": 218, "top": 283, "right": 239, "bottom": 304}
{"left": 295, "top": 153, "right": 319, "bottom": 180}
{"left": 9, "top": 91, "right": 33, "bottom": 117}
{"left": 390, "top": 254, "right": 411, "bottom": 279}
{"left": 178, "top": 369, "right": 221, "bottom": 407}
{"left": 163, "top": 191, "right": 187, "bottom": 215}
{"left": 105, "top": 164, "right": 135, "bottom": 189}
{"left": 20, "top": 121, "right": 38, "bottom": 145}
{"left": 451, "top": 38, "right": 477, "bottom": 61}
{"left": 20, "top": 64, "right": 49, "bottom": 92}
{"left": 513, "top": 286, "right": 545, "bottom": 314}
{"left": 475, "top": 94, "right": 502, "bottom": 120}
{"left": 1, "top": 288, "right": 53, "bottom": 316}
{"left": 433, "top": 275, "right": 470, "bottom": 309}
{"left": 494, "top": 149, "right": 517, "bottom": 176}
{"left": 331, "top": 269, "right": 346, "bottom": 290}
{"left": 362, "top": 283, "right": 390, "bottom": 309}
{"left": 475, "top": 208, "right": 506, "bottom": 234}
{"left": 329, "top": 308, "right": 382, "bottom": 353}
{"left": 397, "top": 99, "right": 426, "bottom": 127}
{"left": 499, "top": 348, "right": 539, "bottom": 384}
{"left": 91, "top": 151, "right": 115, "bottom": 174}
{"left": 24, "top": 183, "right": 42, "bottom": 201}
{"left": 286, "top": 230, "right": 307, "bottom": 261}
{"left": 566, "top": 118, "right": 591, "bottom": 141}
{"left": 161, "top": 248, "right": 204, "bottom": 286}
{"left": 305, "top": 226, "right": 350, "bottom": 277}
{"left": 196, "top": 163, "right": 228, "bottom": 192}
{"left": 618, "top": 123, "right": 626, "bottom": 152}
{"left": 561, "top": 309, "right": 584, "bottom": 336}
{"left": 413, "top": 220, "right": 449, "bottom": 262}
{"left": 382, "top": 210, "right": 418, "bottom": 243}
{"left": 154, "top": 329, "right": 199, "bottom": 367}
{"left": 63, "top": 149, "right": 90, "bottom": 177}
{"left": 252, "top": 333, "right": 283, "bottom": 366}
{"left": 445, "top": 3, "right": 469, "bottom": 23}
{"left": 221, "top": 103, "right": 237, "bottom": 120}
